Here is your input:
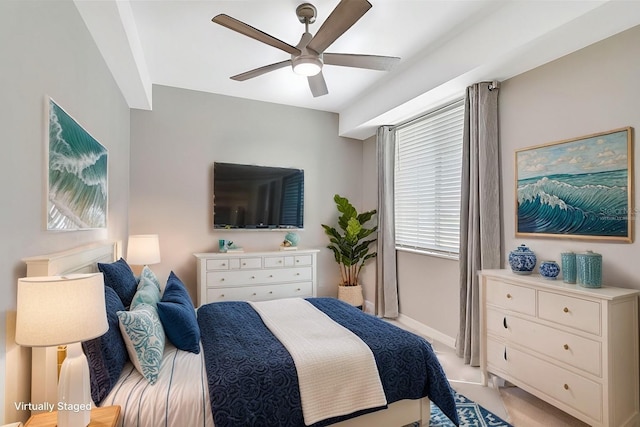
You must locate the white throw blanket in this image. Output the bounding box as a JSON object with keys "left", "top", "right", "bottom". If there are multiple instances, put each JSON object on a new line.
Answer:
{"left": 249, "top": 298, "right": 387, "bottom": 425}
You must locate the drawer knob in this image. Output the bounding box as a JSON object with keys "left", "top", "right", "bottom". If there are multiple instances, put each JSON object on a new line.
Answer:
{"left": 269, "top": 275, "right": 273, "bottom": 278}
{"left": 296, "top": 273, "right": 300, "bottom": 276}
{"left": 221, "top": 263, "right": 226, "bottom": 266}
{"left": 278, "top": 260, "right": 282, "bottom": 263}
{"left": 243, "top": 263, "right": 246, "bottom": 266}
{"left": 563, "top": 307, "right": 569, "bottom": 313}
{"left": 503, "top": 317, "right": 508, "bottom": 329}
{"left": 506, "top": 293, "right": 512, "bottom": 299}
{"left": 251, "top": 276, "right": 255, "bottom": 279}
{"left": 269, "top": 291, "right": 273, "bottom": 294}
{"left": 296, "top": 260, "right": 300, "bottom": 263}
{"left": 297, "top": 288, "right": 301, "bottom": 291}
{"left": 220, "top": 294, "right": 225, "bottom": 297}
{"left": 252, "top": 293, "right": 257, "bottom": 296}
{"left": 563, "top": 384, "right": 569, "bottom": 390}
{"left": 220, "top": 278, "right": 225, "bottom": 281}
{"left": 563, "top": 344, "right": 569, "bottom": 350}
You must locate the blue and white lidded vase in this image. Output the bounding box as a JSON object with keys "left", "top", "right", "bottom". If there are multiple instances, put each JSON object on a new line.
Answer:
{"left": 508, "top": 244, "right": 537, "bottom": 275}
{"left": 539, "top": 260, "right": 560, "bottom": 280}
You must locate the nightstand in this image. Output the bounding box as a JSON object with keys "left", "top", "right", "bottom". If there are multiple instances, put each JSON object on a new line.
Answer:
{"left": 24, "top": 405, "right": 120, "bottom": 427}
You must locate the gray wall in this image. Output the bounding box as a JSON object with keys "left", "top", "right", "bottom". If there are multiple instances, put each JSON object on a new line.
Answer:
{"left": 387, "top": 24, "right": 640, "bottom": 344}
{"left": 0, "top": 1, "right": 131, "bottom": 422}
{"left": 129, "top": 85, "right": 365, "bottom": 301}
{"left": 501, "top": 24, "right": 640, "bottom": 288}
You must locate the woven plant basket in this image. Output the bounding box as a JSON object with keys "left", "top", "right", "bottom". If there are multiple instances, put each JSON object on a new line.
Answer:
{"left": 338, "top": 284, "right": 364, "bottom": 308}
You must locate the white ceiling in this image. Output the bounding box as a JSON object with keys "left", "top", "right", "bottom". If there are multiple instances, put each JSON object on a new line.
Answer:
{"left": 73, "top": 0, "right": 640, "bottom": 139}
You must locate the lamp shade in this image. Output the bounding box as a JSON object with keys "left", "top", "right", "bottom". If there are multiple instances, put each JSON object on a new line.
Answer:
{"left": 127, "top": 234, "right": 161, "bottom": 265}
{"left": 15, "top": 273, "right": 108, "bottom": 347}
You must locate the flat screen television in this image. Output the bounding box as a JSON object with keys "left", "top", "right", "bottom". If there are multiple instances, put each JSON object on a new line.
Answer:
{"left": 213, "top": 162, "right": 304, "bottom": 229}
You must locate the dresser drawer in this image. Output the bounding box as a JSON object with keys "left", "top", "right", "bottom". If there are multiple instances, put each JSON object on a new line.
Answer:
{"left": 487, "top": 309, "right": 602, "bottom": 376}
{"left": 238, "top": 257, "right": 262, "bottom": 269}
{"left": 207, "top": 270, "right": 261, "bottom": 287}
{"left": 538, "top": 291, "right": 601, "bottom": 335}
{"left": 294, "top": 255, "right": 312, "bottom": 266}
{"left": 505, "top": 345, "right": 603, "bottom": 422}
{"left": 269, "top": 267, "right": 312, "bottom": 283}
{"left": 485, "top": 278, "right": 536, "bottom": 315}
{"left": 207, "top": 282, "right": 313, "bottom": 302}
{"left": 206, "top": 259, "right": 231, "bottom": 270}
{"left": 207, "top": 267, "right": 313, "bottom": 288}
{"left": 264, "top": 256, "right": 291, "bottom": 268}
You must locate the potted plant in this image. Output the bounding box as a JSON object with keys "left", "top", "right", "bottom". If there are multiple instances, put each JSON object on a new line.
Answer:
{"left": 321, "top": 194, "right": 377, "bottom": 307}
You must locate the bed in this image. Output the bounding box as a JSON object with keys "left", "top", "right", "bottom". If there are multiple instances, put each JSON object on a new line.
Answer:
{"left": 23, "top": 241, "right": 459, "bottom": 427}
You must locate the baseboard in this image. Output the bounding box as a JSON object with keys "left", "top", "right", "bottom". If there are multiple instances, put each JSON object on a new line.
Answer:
{"left": 363, "top": 300, "right": 375, "bottom": 314}
{"left": 396, "top": 313, "right": 457, "bottom": 349}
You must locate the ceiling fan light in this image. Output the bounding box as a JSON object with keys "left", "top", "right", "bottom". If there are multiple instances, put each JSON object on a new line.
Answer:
{"left": 292, "top": 56, "right": 322, "bottom": 76}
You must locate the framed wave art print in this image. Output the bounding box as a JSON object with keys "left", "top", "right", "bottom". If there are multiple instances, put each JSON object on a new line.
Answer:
{"left": 46, "top": 97, "right": 108, "bottom": 230}
{"left": 515, "top": 127, "right": 633, "bottom": 242}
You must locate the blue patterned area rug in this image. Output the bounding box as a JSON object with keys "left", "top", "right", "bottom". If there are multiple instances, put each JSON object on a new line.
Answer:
{"left": 428, "top": 391, "right": 513, "bottom": 426}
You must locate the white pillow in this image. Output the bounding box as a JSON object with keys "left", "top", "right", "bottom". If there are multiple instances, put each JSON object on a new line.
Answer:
{"left": 117, "top": 303, "right": 165, "bottom": 384}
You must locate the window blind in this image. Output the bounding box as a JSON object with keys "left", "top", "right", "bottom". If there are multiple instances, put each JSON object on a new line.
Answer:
{"left": 280, "top": 172, "right": 304, "bottom": 226}
{"left": 394, "top": 99, "right": 464, "bottom": 257}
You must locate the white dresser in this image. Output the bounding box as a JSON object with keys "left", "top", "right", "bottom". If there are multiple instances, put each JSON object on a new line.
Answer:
{"left": 479, "top": 269, "right": 639, "bottom": 427}
{"left": 194, "top": 249, "right": 319, "bottom": 306}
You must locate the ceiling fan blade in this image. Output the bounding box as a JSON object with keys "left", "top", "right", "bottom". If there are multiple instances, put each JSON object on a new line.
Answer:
{"left": 323, "top": 53, "right": 400, "bottom": 71}
{"left": 307, "top": 0, "right": 372, "bottom": 54}
{"left": 212, "top": 14, "right": 301, "bottom": 56}
{"left": 308, "top": 72, "right": 328, "bottom": 97}
{"left": 231, "top": 60, "right": 292, "bottom": 81}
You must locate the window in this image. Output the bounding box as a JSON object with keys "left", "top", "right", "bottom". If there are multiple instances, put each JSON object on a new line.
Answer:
{"left": 394, "top": 99, "right": 464, "bottom": 258}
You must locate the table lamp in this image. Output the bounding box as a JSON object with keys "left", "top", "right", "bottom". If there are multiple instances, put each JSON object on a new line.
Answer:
{"left": 127, "top": 234, "right": 161, "bottom": 267}
{"left": 15, "top": 273, "right": 108, "bottom": 427}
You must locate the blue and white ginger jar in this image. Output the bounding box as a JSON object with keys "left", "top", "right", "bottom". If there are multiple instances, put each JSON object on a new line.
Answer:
{"left": 508, "top": 244, "right": 537, "bottom": 275}
{"left": 539, "top": 260, "right": 560, "bottom": 280}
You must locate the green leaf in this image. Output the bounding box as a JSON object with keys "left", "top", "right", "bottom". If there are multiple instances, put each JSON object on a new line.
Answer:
{"left": 322, "top": 194, "right": 378, "bottom": 287}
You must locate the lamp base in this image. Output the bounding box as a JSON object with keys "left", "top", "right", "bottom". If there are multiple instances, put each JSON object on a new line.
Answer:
{"left": 57, "top": 342, "right": 92, "bottom": 427}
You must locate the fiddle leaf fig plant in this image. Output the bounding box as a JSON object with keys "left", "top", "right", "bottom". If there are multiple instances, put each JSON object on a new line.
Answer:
{"left": 321, "top": 194, "right": 377, "bottom": 286}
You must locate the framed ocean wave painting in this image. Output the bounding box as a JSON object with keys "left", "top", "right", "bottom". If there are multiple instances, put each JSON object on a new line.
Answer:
{"left": 515, "top": 127, "right": 633, "bottom": 242}
{"left": 46, "top": 98, "right": 108, "bottom": 230}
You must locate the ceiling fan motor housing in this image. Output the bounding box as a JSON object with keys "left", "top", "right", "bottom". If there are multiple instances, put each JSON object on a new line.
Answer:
{"left": 296, "top": 3, "right": 317, "bottom": 24}
{"left": 292, "top": 31, "right": 322, "bottom": 76}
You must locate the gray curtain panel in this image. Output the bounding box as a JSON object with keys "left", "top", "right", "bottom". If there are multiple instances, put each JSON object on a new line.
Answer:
{"left": 376, "top": 126, "right": 399, "bottom": 318}
{"left": 456, "top": 82, "right": 501, "bottom": 366}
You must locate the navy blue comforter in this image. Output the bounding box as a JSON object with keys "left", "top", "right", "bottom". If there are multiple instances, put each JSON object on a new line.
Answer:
{"left": 197, "top": 298, "right": 458, "bottom": 426}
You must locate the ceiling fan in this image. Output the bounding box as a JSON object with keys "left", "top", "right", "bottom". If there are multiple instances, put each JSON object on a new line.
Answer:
{"left": 212, "top": 0, "right": 400, "bottom": 97}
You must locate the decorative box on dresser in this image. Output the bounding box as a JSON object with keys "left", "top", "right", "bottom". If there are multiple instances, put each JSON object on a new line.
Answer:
{"left": 479, "top": 269, "right": 640, "bottom": 427}
{"left": 194, "top": 249, "right": 319, "bottom": 306}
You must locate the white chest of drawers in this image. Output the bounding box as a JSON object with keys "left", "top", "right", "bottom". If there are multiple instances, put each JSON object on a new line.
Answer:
{"left": 194, "top": 250, "right": 319, "bottom": 306}
{"left": 479, "top": 269, "right": 639, "bottom": 427}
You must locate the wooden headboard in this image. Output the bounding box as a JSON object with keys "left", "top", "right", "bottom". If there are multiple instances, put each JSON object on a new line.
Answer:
{"left": 5, "top": 241, "right": 120, "bottom": 422}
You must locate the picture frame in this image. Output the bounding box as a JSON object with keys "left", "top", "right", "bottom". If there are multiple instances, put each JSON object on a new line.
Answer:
{"left": 46, "top": 97, "right": 108, "bottom": 230}
{"left": 515, "top": 127, "right": 633, "bottom": 242}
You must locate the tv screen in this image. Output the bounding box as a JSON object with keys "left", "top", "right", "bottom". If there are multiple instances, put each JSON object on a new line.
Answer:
{"left": 213, "top": 162, "right": 304, "bottom": 229}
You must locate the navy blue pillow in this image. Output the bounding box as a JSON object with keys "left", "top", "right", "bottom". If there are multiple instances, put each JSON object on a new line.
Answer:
{"left": 98, "top": 258, "right": 137, "bottom": 307}
{"left": 82, "top": 286, "right": 128, "bottom": 405}
{"left": 156, "top": 272, "right": 200, "bottom": 354}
